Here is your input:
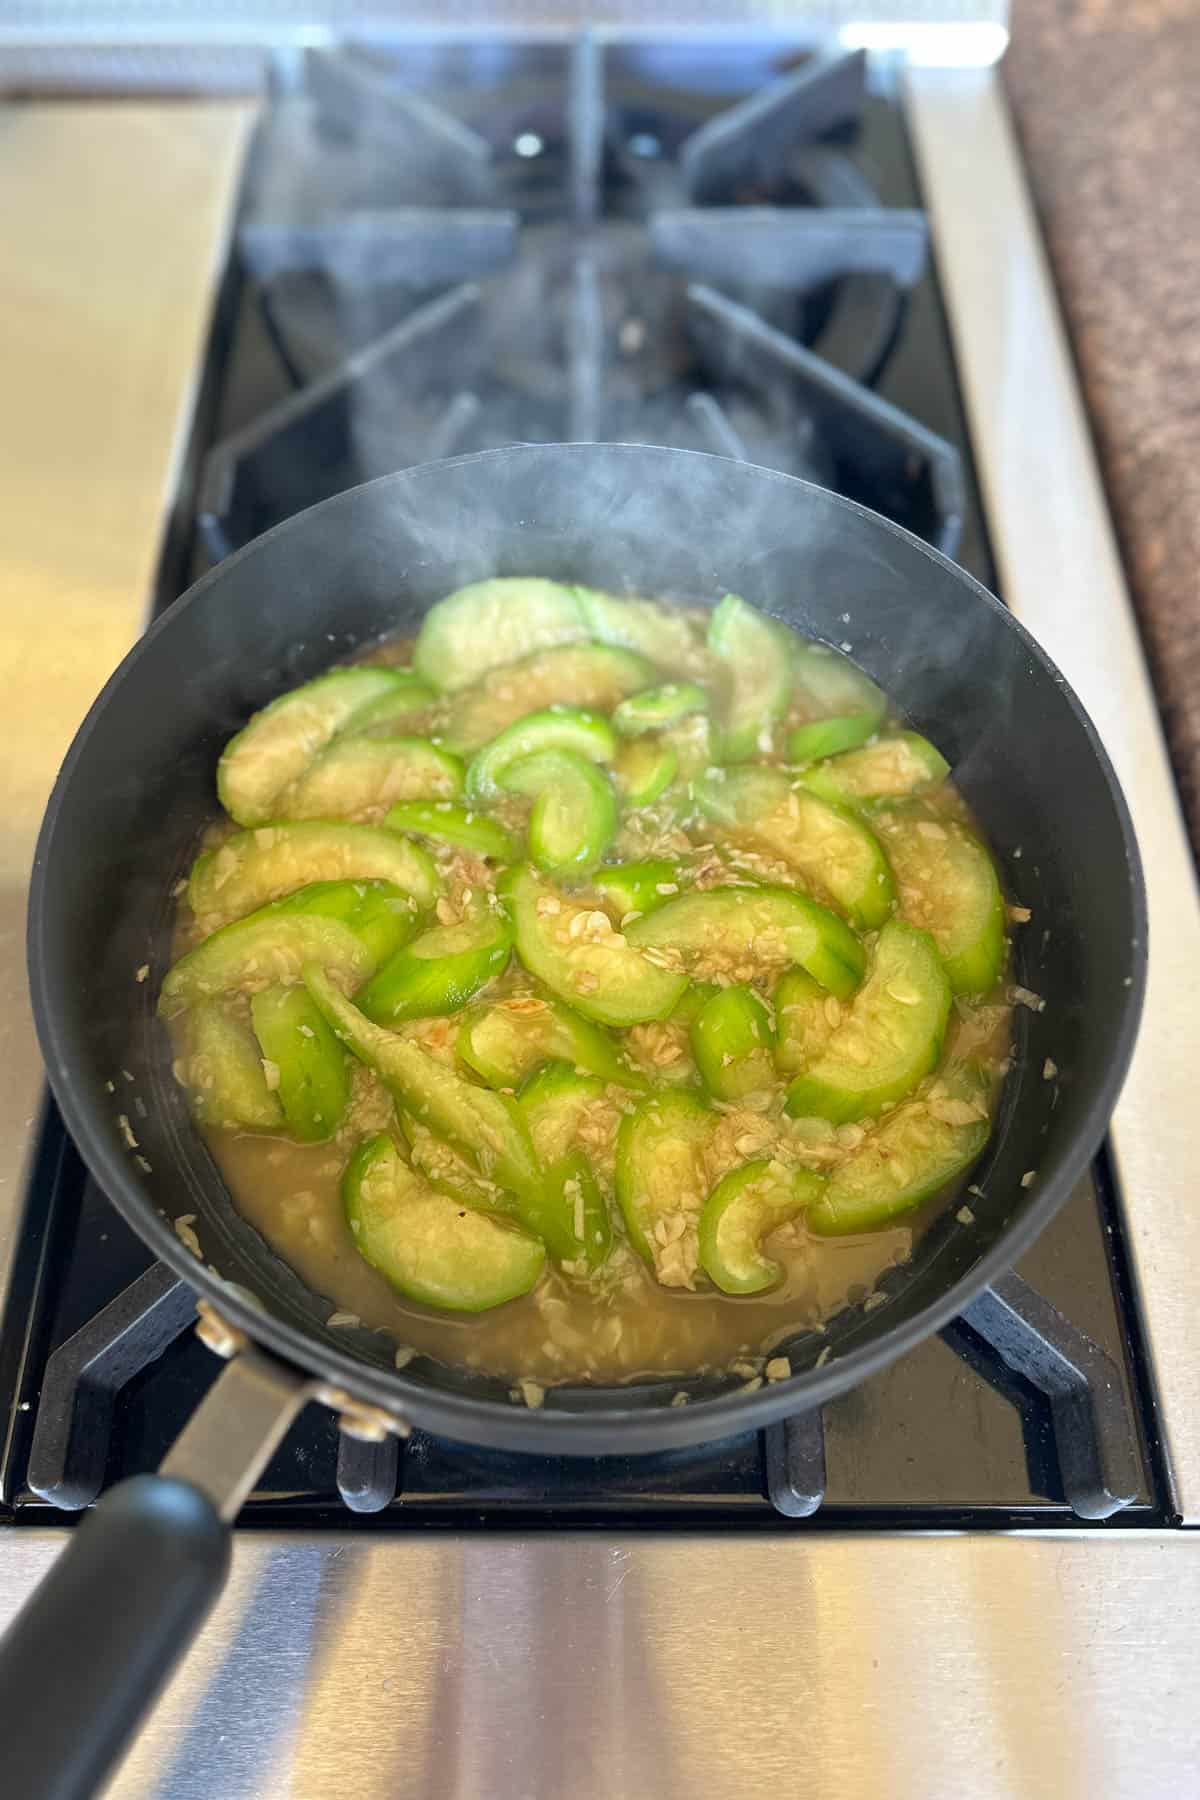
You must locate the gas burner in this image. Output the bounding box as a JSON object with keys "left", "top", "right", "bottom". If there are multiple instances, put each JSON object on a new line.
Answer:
{"left": 238, "top": 209, "right": 520, "bottom": 388}
{"left": 244, "top": 42, "right": 918, "bottom": 385}
{"left": 686, "top": 283, "right": 964, "bottom": 554}
{"left": 21, "top": 1242, "right": 1141, "bottom": 1523}
{"left": 202, "top": 39, "right": 961, "bottom": 562}
{"left": 199, "top": 283, "right": 485, "bottom": 564}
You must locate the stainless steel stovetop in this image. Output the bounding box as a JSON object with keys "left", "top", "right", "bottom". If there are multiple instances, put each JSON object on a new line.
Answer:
{"left": 0, "top": 8, "right": 1198, "bottom": 1798}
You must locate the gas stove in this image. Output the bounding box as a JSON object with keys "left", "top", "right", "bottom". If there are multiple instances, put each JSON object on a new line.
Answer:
{"left": 0, "top": 30, "right": 1160, "bottom": 1529}
{"left": 1, "top": 13, "right": 1198, "bottom": 1800}
{"left": 0, "top": 1139, "right": 1160, "bottom": 1526}
{"left": 198, "top": 42, "right": 973, "bottom": 571}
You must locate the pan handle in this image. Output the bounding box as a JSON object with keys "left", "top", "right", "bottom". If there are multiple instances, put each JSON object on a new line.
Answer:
{"left": 0, "top": 1338, "right": 312, "bottom": 1800}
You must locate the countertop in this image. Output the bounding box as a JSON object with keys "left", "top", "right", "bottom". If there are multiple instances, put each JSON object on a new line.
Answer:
{"left": 0, "top": 101, "right": 254, "bottom": 1306}
{"left": 1004, "top": 0, "right": 1200, "bottom": 849}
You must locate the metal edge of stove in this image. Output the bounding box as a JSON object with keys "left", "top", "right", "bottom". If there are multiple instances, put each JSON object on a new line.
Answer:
{"left": 906, "top": 67, "right": 1200, "bottom": 1526}
{"left": 0, "top": 1, "right": 1008, "bottom": 46}
{"left": 0, "top": 1528, "right": 1198, "bottom": 1799}
{"left": 0, "top": 7, "right": 1011, "bottom": 96}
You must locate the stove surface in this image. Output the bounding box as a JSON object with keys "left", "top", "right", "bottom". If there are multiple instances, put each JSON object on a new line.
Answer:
{"left": 0, "top": 38, "right": 1170, "bottom": 1535}
{"left": 198, "top": 42, "right": 987, "bottom": 576}
{"left": 0, "top": 1133, "right": 1163, "bottom": 1526}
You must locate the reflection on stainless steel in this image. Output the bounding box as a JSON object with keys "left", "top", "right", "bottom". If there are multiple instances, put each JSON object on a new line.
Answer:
{"left": 0, "top": 2, "right": 1011, "bottom": 70}
{"left": 0, "top": 102, "right": 255, "bottom": 1339}
{"left": 908, "top": 68, "right": 1200, "bottom": 1523}
{"left": 0, "top": 1531, "right": 1197, "bottom": 1799}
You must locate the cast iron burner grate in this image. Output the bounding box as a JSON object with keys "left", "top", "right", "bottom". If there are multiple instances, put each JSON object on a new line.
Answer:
{"left": 22, "top": 1253, "right": 1142, "bottom": 1524}
{"left": 197, "top": 41, "right": 963, "bottom": 564}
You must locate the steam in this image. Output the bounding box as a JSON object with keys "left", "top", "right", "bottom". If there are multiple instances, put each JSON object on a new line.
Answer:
{"left": 223, "top": 40, "right": 945, "bottom": 549}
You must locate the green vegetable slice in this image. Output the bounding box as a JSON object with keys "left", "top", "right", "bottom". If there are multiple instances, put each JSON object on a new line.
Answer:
{"left": 441, "top": 642, "right": 655, "bottom": 753}
{"left": 800, "top": 732, "right": 950, "bottom": 809}
{"left": 413, "top": 578, "right": 587, "bottom": 692}
{"left": 278, "top": 737, "right": 464, "bottom": 821}
{"left": 502, "top": 864, "right": 688, "bottom": 1027}
{"left": 217, "top": 668, "right": 417, "bottom": 827}
{"left": 179, "top": 1002, "right": 283, "bottom": 1131}
{"left": 695, "top": 765, "right": 895, "bottom": 930}
{"left": 789, "top": 642, "right": 886, "bottom": 762}
{"left": 615, "top": 1091, "right": 714, "bottom": 1273}
{"left": 250, "top": 984, "right": 348, "bottom": 1142}
{"left": 573, "top": 588, "right": 703, "bottom": 668}
{"left": 305, "top": 963, "right": 541, "bottom": 1197}
{"left": 188, "top": 821, "right": 438, "bottom": 925}
{"left": 518, "top": 1063, "right": 613, "bottom": 1269}
{"left": 707, "top": 593, "right": 794, "bottom": 762}
{"left": 787, "top": 715, "right": 880, "bottom": 762}
{"left": 613, "top": 681, "right": 708, "bottom": 736}
{"left": 357, "top": 905, "right": 513, "bottom": 1024}
{"left": 345, "top": 672, "right": 436, "bottom": 733}
{"left": 527, "top": 1150, "right": 612, "bottom": 1272}
{"left": 458, "top": 994, "right": 642, "bottom": 1091}
{"left": 466, "top": 707, "right": 615, "bottom": 806}
{"left": 591, "top": 860, "right": 680, "bottom": 920}
{"left": 160, "top": 881, "right": 418, "bottom": 1014}
{"left": 690, "top": 984, "right": 776, "bottom": 1102}
{"left": 773, "top": 968, "right": 839, "bottom": 1076}
{"left": 613, "top": 737, "right": 678, "bottom": 806}
{"left": 875, "top": 808, "right": 1006, "bottom": 996}
{"left": 667, "top": 982, "right": 721, "bottom": 1028}
{"left": 785, "top": 920, "right": 951, "bottom": 1124}
{"left": 498, "top": 749, "right": 618, "bottom": 876}
{"left": 518, "top": 1060, "right": 606, "bottom": 1162}
{"left": 398, "top": 1113, "right": 516, "bottom": 1216}
{"left": 808, "top": 1065, "right": 991, "bottom": 1236}
{"left": 383, "top": 800, "right": 520, "bottom": 863}
{"left": 699, "top": 1160, "right": 827, "bottom": 1294}
{"left": 626, "top": 886, "right": 865, "bottom": 1001}
{"left": 343, "top": 1133, "right": 544, "bottom": 1312}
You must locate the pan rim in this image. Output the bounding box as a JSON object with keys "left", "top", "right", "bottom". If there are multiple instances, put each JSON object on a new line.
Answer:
{"left": 26, "top": 444, "right": 1148, "bottom": 1456}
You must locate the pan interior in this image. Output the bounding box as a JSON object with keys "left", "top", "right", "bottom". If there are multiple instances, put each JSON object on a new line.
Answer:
{"left": 30, "top": 445, "right": 1144, "bottom": 1443}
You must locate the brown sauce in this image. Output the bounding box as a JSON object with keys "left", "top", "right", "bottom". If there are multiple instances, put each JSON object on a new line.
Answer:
{"left": 214, "top": 1127, "right": 915, "bottom": 1384}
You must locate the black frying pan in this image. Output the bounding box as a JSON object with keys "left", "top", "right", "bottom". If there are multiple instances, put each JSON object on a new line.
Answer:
{"left": 1, "top": 446, "right": 1144, "bottom": 1797}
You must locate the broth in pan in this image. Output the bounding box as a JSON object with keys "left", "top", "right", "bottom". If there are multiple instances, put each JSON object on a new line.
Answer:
{"left": 161, "top": 580, "right": 1014, "bottom": 1390}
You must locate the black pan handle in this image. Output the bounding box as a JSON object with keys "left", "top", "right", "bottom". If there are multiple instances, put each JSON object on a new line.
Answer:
{"left": 0, "top": 1336, "right": 313, "bottom": 1800}
{"left": 0, "top": 1475, "right": 228, "bottom": 1800}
